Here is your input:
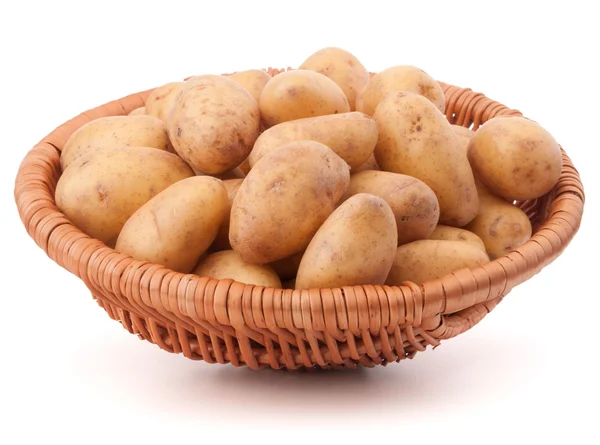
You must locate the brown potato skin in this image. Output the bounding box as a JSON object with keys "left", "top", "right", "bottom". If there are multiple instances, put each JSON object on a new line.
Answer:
{"left": 193, "top": 250, "right": 282, "bottom": 288}
{"left": 145, "top": 82, "right": 183, "bottom": 122}
{"left": 468, "top": 116, "right": 562, "bottom": 201}
{"left": 60, "top": 115, "right": 172, "bottom": 170}
{"left": 296, "top": 194, "right": 397, "bottom": 289}
{"left": 249, "top": 112, "right": 377, "bottom": 170}
{"left": 269, "top": 251, "right": 304, "bottom": 281}
{"left": 374, "top": 91, "right": 479, "bottom": 227}
{"left": 428, "top": 225, "right": 486, "bottom": 251}
{"left": 386, "top": 240, "right": 490, "bottom": 286}
{"left": 128, "top": 107, "right": 145, "bottom": 116}
{"left": 259, "top": 70, "right": 350, "bottom": 127}
{"left": 356, "top": 66, "right": 445, "bottom": 116}
{"left": 211, "top": 178, "right": 244, "bottom": 252}
{"left": 299, "top": 47, "right": 370, "bottom": 111}
{"left": 464, "top": 193, "right": 532, "bottom": 260}
{"left": 55, "top": 147, "right": 194, "bottom": 247}
{"left": 452, "top": 125, "right": 475, "bottom": 151}
{"left": 230, "top": 141, "right": 350, "bottom": 264}
{"left": 168, "top": 75, "right": 260, "bottom": 175}
{"left": 228, "top": 70, "right": 272, "bottom": 104}
{"left": 342, "top": 171, "right": 439, "bottom": 245}
{"left": 115, "top": 177, "right": 227, "bottom": 273}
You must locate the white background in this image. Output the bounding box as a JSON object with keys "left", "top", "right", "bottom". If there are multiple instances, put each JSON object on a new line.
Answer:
{"left": 2, "top": 1, "right": 599, "bottom": 443}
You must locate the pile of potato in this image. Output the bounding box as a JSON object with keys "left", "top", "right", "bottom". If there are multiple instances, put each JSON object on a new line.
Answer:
{"left": 55, "top": 47, "right": 562, "bottom": 290}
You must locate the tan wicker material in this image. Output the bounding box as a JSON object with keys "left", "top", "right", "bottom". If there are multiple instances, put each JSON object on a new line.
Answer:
{"left": 14, "top": 68, "right": 585, "bottom": 370}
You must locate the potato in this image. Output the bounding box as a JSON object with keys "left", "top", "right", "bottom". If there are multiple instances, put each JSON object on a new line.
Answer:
{"left": 452, "top": 124, "right": 475, "bottom": 150}
{"left": 115, "top": 177, "right": 227, "bottom": 273}
{"left": 464, "top": 193, "right": 532, "bottom": 260}
{"left": 299, "top": 47, "right": 370, "bottom": 111}
{"left": 353, "top": 154, "right": 380, "bottom": 173}
{"left": 211, "top": 178, "right": 244, "bottom": 251}
{"left": 60, "top": 115, "right": 172, "bottom": 170}
{"left": 374, "top": 91, "right": 479, "bottom": 227}
{"left": 259, "top": 70, "right": 350, "bottom": 127}
{"left": 269, "top": 251, "right": 304, "bottom": 281}
{"left": 468, "top": 116, "right": 562, "bottom": 201}
{"left": 56, "top": 147, "right": 194, "bottom": 247}
{"left": 145, "top": 82, "right": 183, "bottom": 122}
{"left": 128, "top": 107, "right": 145, "bottom": 116}
{"left": 428, "top": 225, "right": 486, "bottom": 251}
{"left": 230, "top": 140, "right": 350, "bottom": 264}
{"left": 356, "top": 66, "right": 445, "bottom": 116}
{"left": 386, "top": 240, "right": 490, "bottom": 286}
{"left": 296, "top": 194, "right": 397, "bottom": 289}
{"left": 249, "top": 112, "right": 377, "bottom": 169}
{"left": 168, "top": 75, "right": 260, "bottom": 175}
{"left": 193, "top": 250, "right": 281, "bottom": 288}
{"left": 342, "top": 171, "right": 439, "bottom": 245}
{"left": 228, "top": 70, "right": 272, "bottom": 104}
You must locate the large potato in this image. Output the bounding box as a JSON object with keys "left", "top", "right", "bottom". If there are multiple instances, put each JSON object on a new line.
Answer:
{"left": 145, "top": 82, "right": 183, "bottom": 122}
{"left": 211, "top": 178, "right": 244, "bottom": 251}
{"left": 230, "top": 140, "right": 350, "bottom": 264}
{"left": 56, "top": 147, "right": 194, "bottom": 247}
{"left": 468, "top": 116, "right": 562, "bottom": 201}
{"left": 168, "top": 75, "right": 260, "bottom": 175}
{"left": 115, "top": 177, "right": 227, "bottom": 273}
{"left": 464, "top": 193, "right": 532, "bottom": 260}
{"left": 299, "top": 47, "right": 370, "bottom": 111}
{"left": 386, "top": 240, "right": 490, "bottom": 286}
{"left": 342, "top": 171, "right": 439, "bottom": 245}
{"left": 249, "top": 112, "right": 377, "bottom": 169}
{"left": 356, "top": 66, "right": 445, "bottom": 115}
{"left": 259, "top": 70, "right": 350, "bottom": 127}
{"left": 296, "top": 194, "right": 397, "bottom": 289}
{"left": 60, "top": 115, "right": 172, "bottom": 170}
{"left": 228, "top": 70, "right": 272, "bottom": 104}
{"left": 374, "top": 91, "right": 478, "bottom": 226}
{"left": 428, "top": 225, "right": 486, "bottom": 251}
{"left": 193, "top": 250, "right": 281, "bottom": 288}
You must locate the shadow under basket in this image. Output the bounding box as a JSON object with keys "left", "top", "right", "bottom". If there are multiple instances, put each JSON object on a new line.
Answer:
{"left": 14, "top": 69, "right": 585, "bottom": 370}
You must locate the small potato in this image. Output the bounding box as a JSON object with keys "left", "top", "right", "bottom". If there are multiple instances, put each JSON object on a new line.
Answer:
{"left": 228, "top": 70, "right": 272, "bottom": 104}
{"left": 352, "top": 154, "right": 380, "bottom": 173}
{"left": 374, "top": 91, "right": 478, "bottom": 227}
{"left": 249, "top": 112, "right": 377, "bottom": 169}
{"left": 115, "top": 177, "right": 228, "bottom": 273}
{"left": 259, "top": 70, "right": 350, "bottom": 127}
{"left": 230, "top": 140, "right": 350, "bottom": 264}
{"left": 464, "top": 193, "right": 532, "bottom": 260}
{"left": 269, "top": 251, "right": 304, "bottom": 281}
{"left": 296, "top": 194, "right": 397, "bottom": 289}
{"left": 386, "top": 240, "right": 490, "bottom": 286}
{"left": 169, "top": 75, "right": 260, "bottom": 175}
{"left": 299, "top": 47, "right": 370, "bottom": 111}
{"left": 145, "top": 82, "right": 183, "bottom": 122}
{"left": 128, "top": 107, "right": 145, "bottom": 116}
{"left": 60, "top": 115, "right": 172, "bottom": 170}
{"left": 468, "top": 116, "right": 562, "bottom": 200}
{"left": 452, "top": 125, "right": 475, "bottom": 151}
{"left": 55, "top": 147, "right": 194, "bottom": 247}
{"left": 211, "top": 178, "right": 244, "bottom": 252}
{"left": 193, "top": 250, "right": 281, "bottom": 288}
{"left": 342, "top": 171, "right": 439, "bottom": 245}
{"left": 356, "top": 66, "right": 445, "bottom": 115}
{"left": 428, "top": 225, "right": 486, "bottom": 251}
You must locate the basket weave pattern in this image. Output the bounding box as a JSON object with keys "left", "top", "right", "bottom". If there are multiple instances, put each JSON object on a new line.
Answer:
{"left": 14, "top": 69, "right": 585, "bottom": 370}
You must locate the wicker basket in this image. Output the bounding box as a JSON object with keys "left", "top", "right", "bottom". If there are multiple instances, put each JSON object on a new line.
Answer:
{"left": 14, "top": 68, "right": 585, "bottom": 370}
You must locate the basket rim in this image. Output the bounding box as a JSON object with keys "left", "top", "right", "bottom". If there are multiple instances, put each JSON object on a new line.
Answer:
{"left": 14, "top": 71, "right": 585, "bottom": 345}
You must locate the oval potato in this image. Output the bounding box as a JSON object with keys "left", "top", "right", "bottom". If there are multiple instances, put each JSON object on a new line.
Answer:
{"left": 145, "top": 81, "right": 183, "bottom": 122}
{"left": 230, "top": 140, "right": 350, "bottom": 264}
{"left": 60, "top": 115, "right": 172, "bottom": 170}
{"left": 193, "top": 250, "right": 281, "bottom": 288}
{"left": 428, "top": 225, "right": 486, "bottom": 251}
{"left": 55, "top": 147, "right": 194, "bottom": 247}
{"left": 259, "top": 70, "right": 350, "bottom": 127}
{"left": 249, "top": 112, "right": 377, "bottom": 169}
{"left": 386, "top": 240, "right": 490, "bottom": 286}
{"left": 299, "top": 47, "right": 370, "bottom": 111}
{"left": 374, "top": 91, "right": 478, "bottom": 227}
{"left": 228, "top": 69, "right": 272, "bottom": 104}
{"left": 211, "top": 178, "right": 244, "bottom": 252}
{"left": 115, "top": 177, "right": 228, "bottom": 273}
{"left": 296, "top": 193, "right": 397, "bottom": 289}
